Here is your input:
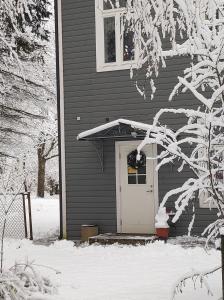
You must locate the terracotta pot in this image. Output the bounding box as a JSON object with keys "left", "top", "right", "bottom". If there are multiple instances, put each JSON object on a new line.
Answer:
{"left": 156, "top": 227, "right": 169, "bottom": 238}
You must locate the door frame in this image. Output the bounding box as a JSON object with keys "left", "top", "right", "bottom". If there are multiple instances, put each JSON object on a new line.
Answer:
{"left": 115, "top": 140, "right": 159, "bottom": 233}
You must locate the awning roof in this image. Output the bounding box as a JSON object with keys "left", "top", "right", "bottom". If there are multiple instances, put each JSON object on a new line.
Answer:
{"left": 77, "top": 118, "right": 151, "bottom": 141}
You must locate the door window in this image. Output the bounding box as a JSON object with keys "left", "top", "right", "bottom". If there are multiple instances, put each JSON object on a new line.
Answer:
{"left": 127, "top": 150, "right": 146, "bottom": 184}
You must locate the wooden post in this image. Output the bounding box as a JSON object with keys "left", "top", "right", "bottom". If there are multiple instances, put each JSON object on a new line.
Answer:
{"left": 37, "top": 146, "right": 46, "bottom": 198}
{"left": 221, "top": 234, "right": 224, "bottom": 300}
{"left": 27, "top": 192, "right": 33, "bottom": 240}
{"left": 22, "top": 193, "right": 28, "bottom": 239}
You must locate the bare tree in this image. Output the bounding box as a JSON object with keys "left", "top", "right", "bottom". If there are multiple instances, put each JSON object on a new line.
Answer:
{"left": 122, "top": 0, "right": 224, "bottom": 297}
{"left": 36, "top": 118, "right": 58, "bottom": 198}
{"left": 125, "top": 0, "right": 224, "bottom": 241}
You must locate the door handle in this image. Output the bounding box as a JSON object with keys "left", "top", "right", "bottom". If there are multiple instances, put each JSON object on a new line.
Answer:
{"left": 146, "top": 190, "right": 153, "bottom": 193}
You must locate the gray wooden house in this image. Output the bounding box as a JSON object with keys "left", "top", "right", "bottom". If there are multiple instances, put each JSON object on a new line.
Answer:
{"left": 56, "top": 0, "right": 217, "bottom": 240}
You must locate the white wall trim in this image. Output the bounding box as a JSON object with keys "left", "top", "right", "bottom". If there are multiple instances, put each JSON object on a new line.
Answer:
{"left": 152, "top": 144, "right": 159, "bottom": 216}
{"left": 115, "top": 141, "right": 159, "bottom": 233}
{"left": 115, "top": 141, "right": 122, "bottom": 233}
{"left": 57, "top": 0, "right": 67, "bottom": 238}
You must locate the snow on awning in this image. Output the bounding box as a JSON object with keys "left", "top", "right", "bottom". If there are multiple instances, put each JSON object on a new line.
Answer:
{"left": 77, "top": 118, "right": 151, "bottom": 141}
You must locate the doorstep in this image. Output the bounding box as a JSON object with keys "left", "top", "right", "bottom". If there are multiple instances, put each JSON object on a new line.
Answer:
{"left": 88, "top": 233, "right": 159, "bottom": 245}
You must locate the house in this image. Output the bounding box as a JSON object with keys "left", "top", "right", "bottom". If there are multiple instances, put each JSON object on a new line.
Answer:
{"left": 56, "top": 0, "right": 217, "bottom": 240}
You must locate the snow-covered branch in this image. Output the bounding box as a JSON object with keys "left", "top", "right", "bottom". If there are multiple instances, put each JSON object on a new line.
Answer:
{"left": 123, "top": 0, "right": 224, "bottom": 239}
{"left": 171, "top": 265, "right": 221, "bottom": 300}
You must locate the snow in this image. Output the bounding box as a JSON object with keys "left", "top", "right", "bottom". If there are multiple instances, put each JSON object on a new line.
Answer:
{"left": 155, "top": 207, "right": 169, "bottom": 228}
{"left": 31, "top": 195, "right": 60, "bottom": 240}
{"left": 4, "top": 239, "right": 221, "bottom": 300}
{"left": 77, "top": 118, "right": 152, "bottom": 140}
{"left": 219, "top": 227, "right": 224, "bottom": 236}
{"left": 3, "top": 198, "right": 222, "bottom": 299}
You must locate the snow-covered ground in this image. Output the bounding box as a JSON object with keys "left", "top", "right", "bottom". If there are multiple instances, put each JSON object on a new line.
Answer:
{"left": 2, "top": 196, "right": 221, "bottom": 299}
{"left": 31, "top": 194, "right": 60, "bottom": 240}
{"left": 4, "top": 239, "right": 221, "bottom": 300}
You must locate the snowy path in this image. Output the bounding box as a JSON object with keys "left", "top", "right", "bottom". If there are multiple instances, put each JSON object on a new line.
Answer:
{"left": 4, "top": 239, "right": 221, "bottom": 300}
{"left": 31, "top": 195, "right": 59, "bottom": 240}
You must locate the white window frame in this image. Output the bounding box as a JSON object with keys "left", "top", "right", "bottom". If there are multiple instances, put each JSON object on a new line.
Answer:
{"left": 198, "top": 145, "right": 224, "bottom": 209}
{"left": 95, "top": 0, "right": 137, "bottom": 72}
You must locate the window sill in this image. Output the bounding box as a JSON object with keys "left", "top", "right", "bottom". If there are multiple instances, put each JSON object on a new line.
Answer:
{"left": 96, "top": 61, "right": 136, "bottom": 72}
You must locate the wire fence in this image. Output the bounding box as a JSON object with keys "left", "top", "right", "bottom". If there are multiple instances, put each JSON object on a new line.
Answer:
{"left": 0, "top": 192, "right": 33, "bottom": 240}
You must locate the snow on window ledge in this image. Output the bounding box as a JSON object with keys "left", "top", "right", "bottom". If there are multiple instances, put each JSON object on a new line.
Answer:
{"left": 96, "top": 61, "right": 136, "bottom": 72}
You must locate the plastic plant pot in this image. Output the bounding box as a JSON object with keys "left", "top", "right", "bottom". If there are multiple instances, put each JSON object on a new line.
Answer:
{"left": 156, "top": 227, "right": 169, "bottom": 238}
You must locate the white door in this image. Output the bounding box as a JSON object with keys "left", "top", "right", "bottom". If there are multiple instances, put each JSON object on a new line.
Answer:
{"left": 116, "top": 141, "right": 158, "bottom": 234}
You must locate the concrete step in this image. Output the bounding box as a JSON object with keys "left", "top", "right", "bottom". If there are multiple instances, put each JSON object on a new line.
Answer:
{"left": 89, "top": 233, "right": 159, "bottom": 245}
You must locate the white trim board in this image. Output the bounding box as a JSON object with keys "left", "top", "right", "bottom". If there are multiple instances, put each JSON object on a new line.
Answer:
{"left": 57, "top": 0, "right": 67, "bottom": 239}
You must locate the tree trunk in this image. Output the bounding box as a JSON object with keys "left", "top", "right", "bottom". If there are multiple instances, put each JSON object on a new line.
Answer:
{"left": 221, "top": 234, "right": 224, "bottom": 300}
{"left": 37, "top": 146, "right": 46, "bottom": 198}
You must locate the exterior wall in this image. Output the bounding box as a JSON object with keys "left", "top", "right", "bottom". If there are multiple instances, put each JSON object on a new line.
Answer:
{"left": 61, "top": 0, "right": 217, "bottom": 239}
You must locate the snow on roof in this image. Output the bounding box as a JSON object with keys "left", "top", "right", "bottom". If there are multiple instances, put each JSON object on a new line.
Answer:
{"left": 77, "top": 118, "right": 152, "bottom": 140}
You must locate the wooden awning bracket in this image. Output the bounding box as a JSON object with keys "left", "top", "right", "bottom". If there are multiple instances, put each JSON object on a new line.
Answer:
{"left": 92, "top": 140, "right": 104, "bottom": 172}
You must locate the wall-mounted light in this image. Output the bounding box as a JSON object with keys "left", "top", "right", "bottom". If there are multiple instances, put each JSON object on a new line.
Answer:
{"left": 131, "top": 131, "right": 137, "bottom": 138}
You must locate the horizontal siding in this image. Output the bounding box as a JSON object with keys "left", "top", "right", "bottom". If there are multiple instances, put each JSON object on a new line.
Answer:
{"left": 62, "top": 0, "right": 214, "bottom": 239}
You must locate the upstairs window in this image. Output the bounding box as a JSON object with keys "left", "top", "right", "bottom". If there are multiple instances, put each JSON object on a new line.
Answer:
{"left": 95, "top": 0, "right": 136, "bottom": 72}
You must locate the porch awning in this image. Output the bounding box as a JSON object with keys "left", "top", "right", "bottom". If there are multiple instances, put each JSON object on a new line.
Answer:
{"left": 77, "top": 118, "right": 151, "bottom": 141}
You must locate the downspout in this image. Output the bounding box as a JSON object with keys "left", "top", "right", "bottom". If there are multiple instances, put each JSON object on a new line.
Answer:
{"left": 54, "top": 0, "right": 67, "bottom": 239}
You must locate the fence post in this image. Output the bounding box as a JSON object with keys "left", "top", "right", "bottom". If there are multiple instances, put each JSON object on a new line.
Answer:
{"left": 221, "top": 234, "right": 224, "bottom": 300}
{"left": 22, "top": 193, "right": 28, "bottom": 239}
{"left": 27, "top": 192, "right": 33, "bottom": 240}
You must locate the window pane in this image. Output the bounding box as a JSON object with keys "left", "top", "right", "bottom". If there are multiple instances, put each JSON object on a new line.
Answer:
{"left": 103, "top": 0, "right": 126, "bottom": 10}
{"left": 104, "top": 17, "right": 116, "bottom": 63}
{"left": 128, "top": 175, "right": 136, "bottom": 184}
{"left": 137, "top": 175, "right": 146, "bottom": 184}
{"left": 128, "top": 166, "right": 137, "bottom": 174}
{"left": 123, "top": 30, "right": 134, "bottom": 61}
{"left": 138, "top": 164, "right": 146, "bottom": 174}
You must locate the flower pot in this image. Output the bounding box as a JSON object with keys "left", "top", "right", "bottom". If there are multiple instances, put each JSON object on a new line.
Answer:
{"left": 156, "top": 227, "right": 169, "bottom": 238}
